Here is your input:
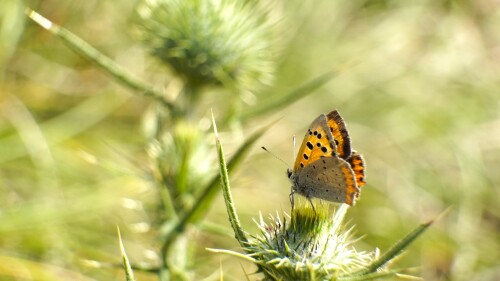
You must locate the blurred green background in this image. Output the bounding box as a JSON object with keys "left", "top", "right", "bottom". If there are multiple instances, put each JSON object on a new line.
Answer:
{"left": 1, "top": 0, "right": 499, "bottom": 280}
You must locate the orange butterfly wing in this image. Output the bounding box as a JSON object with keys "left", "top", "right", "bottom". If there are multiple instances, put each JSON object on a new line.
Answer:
{"left": 347, "top": 151, "right": 366, "bottom": 189}
{"left": 291, "top": 109, "right": 365, "bottom": 206}
{"left": 325, "top": 110, "right": 351, "bottom": 159}
{"left": 293, "top": 114, "right": 338, "bottom": 172}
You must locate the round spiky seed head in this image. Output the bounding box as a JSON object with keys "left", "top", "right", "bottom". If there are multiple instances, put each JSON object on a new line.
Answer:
{"left": 133, "top": 0, "right": 281, "bottom": 91}
{"left": 244, "top": 202, "right": 377, "bottom": 280}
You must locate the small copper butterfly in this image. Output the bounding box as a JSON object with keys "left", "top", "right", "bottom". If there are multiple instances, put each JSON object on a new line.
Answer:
{"left": 287, "top": 109, "right": 366, "bottom": 210}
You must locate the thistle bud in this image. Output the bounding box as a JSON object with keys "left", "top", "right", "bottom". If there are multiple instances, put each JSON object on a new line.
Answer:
{"left": 133, "top": 0, "right": 281, "bottom": 91}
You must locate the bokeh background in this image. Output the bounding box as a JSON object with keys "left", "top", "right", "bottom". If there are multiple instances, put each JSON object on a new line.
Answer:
{"left": 1, "top": 0, "right": 499, "bottom": 280}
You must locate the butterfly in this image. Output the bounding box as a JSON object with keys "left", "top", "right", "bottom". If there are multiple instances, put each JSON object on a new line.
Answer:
{"left": 287, "top": 109, "right": 366, "bottom": 211}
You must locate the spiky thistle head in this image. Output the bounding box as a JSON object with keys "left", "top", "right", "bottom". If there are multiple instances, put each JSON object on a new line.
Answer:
{"left": 241, "top": 201, "right": 378, "bottom": 280}
{"left": 133, "top": 0, "right": 281, "bottom": 91}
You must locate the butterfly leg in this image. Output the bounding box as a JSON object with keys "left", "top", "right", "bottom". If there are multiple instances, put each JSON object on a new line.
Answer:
{"left": 289, "top": 187, "right": 295, "bottom": 212}
{"left": 307, "top": 197, "right": 317, "bottom": 216}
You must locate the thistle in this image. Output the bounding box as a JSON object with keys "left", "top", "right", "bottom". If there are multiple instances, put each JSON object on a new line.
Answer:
{"left": 246, "top": 202, "right": 377, "bottom": 280}
{"left": 210, "top": 115, "right": 432, "bottom": 280}
{"left": 133, "top": 0, "right": 281, "bottom": 92}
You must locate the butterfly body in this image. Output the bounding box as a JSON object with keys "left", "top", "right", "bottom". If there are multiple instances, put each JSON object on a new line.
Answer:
{"left": 288, "top": 110, "right": 366, "bottom": 207}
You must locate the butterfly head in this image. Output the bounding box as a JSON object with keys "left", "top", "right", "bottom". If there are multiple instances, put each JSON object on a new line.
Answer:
{"left": 286, "top": 168, "right": 293, "bottom": 180}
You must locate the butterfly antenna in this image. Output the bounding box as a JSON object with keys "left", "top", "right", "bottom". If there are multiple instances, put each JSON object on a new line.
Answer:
{"left": 292, "top": 135, "right": 296, "bottom": 164}
{"left": 261, "top": 147, "right": 289, "bottom": 168}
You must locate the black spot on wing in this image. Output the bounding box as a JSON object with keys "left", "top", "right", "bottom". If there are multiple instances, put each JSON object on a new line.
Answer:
{"left": 306, "top": 142, "right": 314, "bottom": 150}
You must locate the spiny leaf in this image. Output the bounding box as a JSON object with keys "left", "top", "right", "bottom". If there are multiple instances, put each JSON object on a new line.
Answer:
{"left": 26, "top": 8, "right": 175, "bottom": 112}
{"left": 349, "top": 220, "right": 433, "bottom": 277}
{"left": 211, "top": 110, "right": 247, "bottom": 245}
{"left": 117, "top": 226, "right": 136, "bottom": 281}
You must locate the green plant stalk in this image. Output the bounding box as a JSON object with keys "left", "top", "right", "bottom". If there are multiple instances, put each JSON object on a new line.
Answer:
{"left": 338, "top": 267, "right": 421, "bottom": 280}
{"left": 349, "top": 220, "right": 433, "bottom": 277}
{"left": 175, "top": 143, "right": 191, "bottom": 195}
{"left": 127, "top": 264, "right": 159, "bottom": 274}
{"left": 152, "top": 146, "right": 179, "bottom": 216}
{"left": 26, "top": 8, "right": 176, "bottom": 112}
{"left": 158, "top": 178, "right": 177, "bottom": 219}
{"left": 337, "top": 270, "right": 399, "bottom": 281}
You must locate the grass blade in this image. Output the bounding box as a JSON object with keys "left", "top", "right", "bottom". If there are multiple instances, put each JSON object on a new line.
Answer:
{"left": 241, "top": 71, "right": 336, "bottom": 120}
